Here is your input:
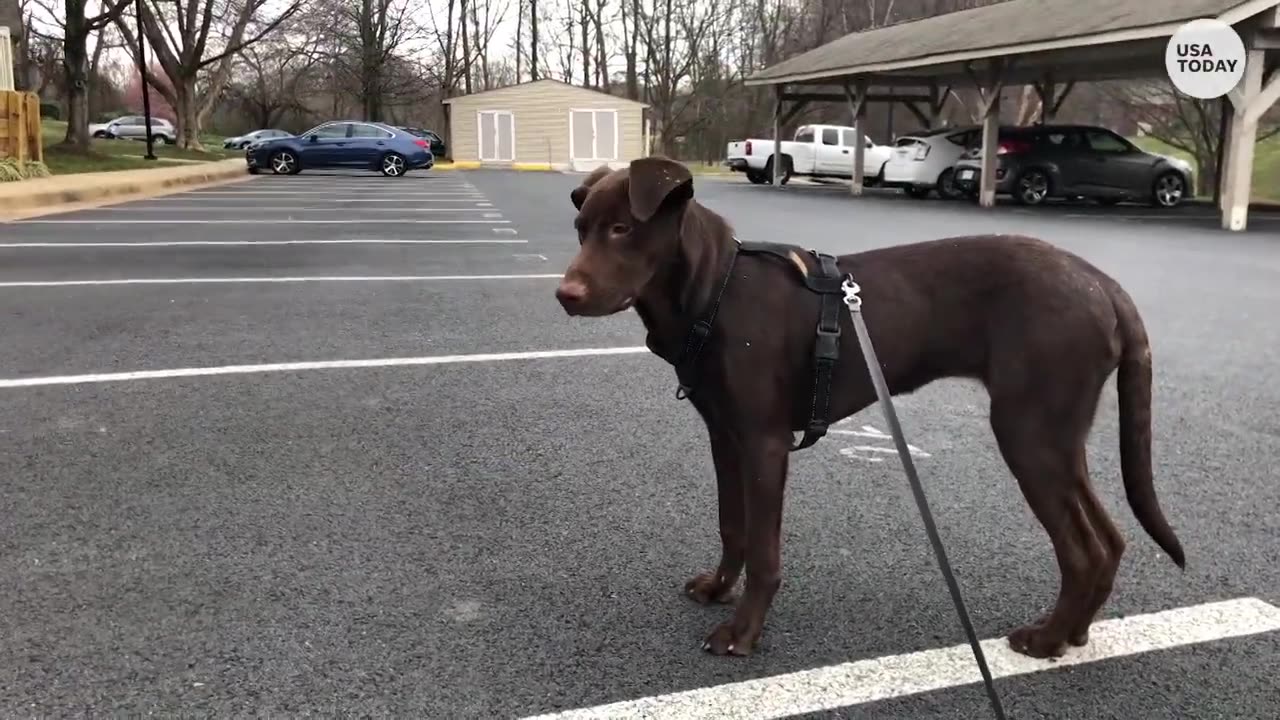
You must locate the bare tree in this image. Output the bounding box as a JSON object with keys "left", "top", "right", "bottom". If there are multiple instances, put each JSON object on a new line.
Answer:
{"left": 31, "top": 0, "right": 133, "bottom": 150}
{"left": 1105, "top": 79, "right": 1280, "bottom": 196}
{"left": 113, "top": 0, "right": 302, "bottom": 149}
{"left": 226, "top": 32, "right": 322, "bottom": 128}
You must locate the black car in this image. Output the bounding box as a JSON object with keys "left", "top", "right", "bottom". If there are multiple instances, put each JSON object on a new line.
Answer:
{"left": 398, "top": 126, "right": 447, "bottom": 159}
{"left": 951, "top": 124, "right": 1195, "bottom": 208}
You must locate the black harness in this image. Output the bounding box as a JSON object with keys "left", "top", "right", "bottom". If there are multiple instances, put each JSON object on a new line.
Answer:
{"left": 670, "top": 238, "right": 850, "bottom": 452}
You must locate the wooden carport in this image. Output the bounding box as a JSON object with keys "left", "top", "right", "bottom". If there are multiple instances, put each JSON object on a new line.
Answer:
{"left": 743, "top": 0, "right": 1280, "bottom": 231}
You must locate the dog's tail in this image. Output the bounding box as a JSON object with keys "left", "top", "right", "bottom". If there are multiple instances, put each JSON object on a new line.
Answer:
{"left": 1113, "top": 286, "right": 1186, "bottom": 570}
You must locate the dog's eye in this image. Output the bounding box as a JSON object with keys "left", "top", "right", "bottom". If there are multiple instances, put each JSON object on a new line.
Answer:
{"left": 610, "top": 223, "right": 631, "bottom": 235}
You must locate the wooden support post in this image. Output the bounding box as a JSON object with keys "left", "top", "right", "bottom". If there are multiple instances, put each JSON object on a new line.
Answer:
{"left": 1218, "top": 101, "right": 1233, "bottom": 212}
{"left": 969, "top": 59, "right": 1006, "bottom": 208}
{"left": 1222, "top": 49, "right": 1276, "bottom": 230}
{"left": 772, "top": 85, "right": 784, "bottom": 187}
{"left": 844, "top": 78, "right": 868, "bottom": 196}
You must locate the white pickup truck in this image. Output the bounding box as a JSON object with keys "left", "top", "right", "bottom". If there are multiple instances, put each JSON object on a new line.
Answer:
{"left": 724, "top": 123, "right": 893, "bottom": 185}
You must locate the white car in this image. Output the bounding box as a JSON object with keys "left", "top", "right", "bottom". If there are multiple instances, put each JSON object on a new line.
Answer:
{"left": 88, "top": 115, "right": 176, "bottom": 144}
{"left": 882, "top": 125, "right": 980, "bottom": 200}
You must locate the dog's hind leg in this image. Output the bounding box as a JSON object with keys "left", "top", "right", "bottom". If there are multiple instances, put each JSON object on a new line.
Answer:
{"left": 685, "top": 423, "right": 746, "bottom": 605}
{"left": 990, "top": 397, "right": 1113, "bottom": 659}
{"left": 1067, "top": 463, "right": 1126, "bottom": 646}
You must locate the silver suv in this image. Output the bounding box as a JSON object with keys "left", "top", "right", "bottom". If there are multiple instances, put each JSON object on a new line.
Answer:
{"left": 89, "top": 116, "right": 176, "bottom": 144}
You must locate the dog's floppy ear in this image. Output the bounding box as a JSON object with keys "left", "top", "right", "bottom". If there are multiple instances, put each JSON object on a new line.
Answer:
{"left": 570, "top": 164, "right": 615, "bottom": 210}
{"left": 628, "top": 156, "right": 693, "bottom": 222}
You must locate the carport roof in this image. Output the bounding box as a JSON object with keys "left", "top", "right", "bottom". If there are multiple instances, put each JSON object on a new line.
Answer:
{"left": 744, "top": 0, "right": 1280, "bottom": 86}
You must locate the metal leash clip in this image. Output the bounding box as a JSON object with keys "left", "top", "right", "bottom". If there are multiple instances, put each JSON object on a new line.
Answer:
{"left": 840, "top": 275, "right": 862, "bottom": 311}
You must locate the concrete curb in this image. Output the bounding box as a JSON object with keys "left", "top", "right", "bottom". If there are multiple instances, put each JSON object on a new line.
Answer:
{"left": 0, "top": 159, "right": 248, "bottom": 217}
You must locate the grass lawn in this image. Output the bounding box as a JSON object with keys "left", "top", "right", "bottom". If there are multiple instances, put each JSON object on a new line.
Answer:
{"left": 39, "top": 119, "right": 238, "bottom": 176}
{"left": 1131, "top": 134, "right": 1280, "bottom": 203}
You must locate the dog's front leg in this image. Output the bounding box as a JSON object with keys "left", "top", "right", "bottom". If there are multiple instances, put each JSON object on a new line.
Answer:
{"left": 684, "top": 423, "right": 745, "bottom": 605}
{"left": 702, "top": 431, "right": 789, "bottom": 656}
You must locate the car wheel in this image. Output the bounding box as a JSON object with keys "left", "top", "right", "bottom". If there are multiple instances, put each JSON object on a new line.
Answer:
{"left": 1152, "top": 170, "right": 1186, "bottom": 208}
{"left": 93, "top": 130, "right": 108, "bottom": 138}
{"left": 380, "top": 152, "right": 408, "bottom": 177}
{"left": 763, "top": 156, "right": 792, "bottom": 185}
{"left": 936, "top": 168, "right": 963, "bottom": 200}
{"left": 1014, "top": 168, "right": 1051, "bottom": 206}
{"left": 746, "top": 170, "right": 768, "bottom": 185}
{"left": 270, "top": 149, "right": 300, "bottom": 175}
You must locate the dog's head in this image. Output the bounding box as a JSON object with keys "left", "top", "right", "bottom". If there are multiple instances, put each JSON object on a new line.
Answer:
{"left": 555, "top": 156, "right": 694, "bottom": 316}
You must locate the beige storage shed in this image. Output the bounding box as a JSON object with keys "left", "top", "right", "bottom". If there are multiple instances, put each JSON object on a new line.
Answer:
{"left": 442, "top": 79, "right": 650, "bottom": 171}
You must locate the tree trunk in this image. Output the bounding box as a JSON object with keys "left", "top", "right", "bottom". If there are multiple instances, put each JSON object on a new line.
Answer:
{"left": 61, "top": 9, "right": 95, "bottom": 151}
{"left": 175, "top": 77, "right": 203, "bottom": 150}
{"left": 515, "top": 0, "right": 523, "bottom": 82}
{"left": 460, "top": 0, "right": 472, "bottom": 93}
{"left": 529, "top": 0, "right": 538, "bottom": 80}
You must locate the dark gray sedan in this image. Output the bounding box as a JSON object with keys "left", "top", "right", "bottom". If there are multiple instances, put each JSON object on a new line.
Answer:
{"left": 952, "top": 123, "right": 1195, "bottom": 208}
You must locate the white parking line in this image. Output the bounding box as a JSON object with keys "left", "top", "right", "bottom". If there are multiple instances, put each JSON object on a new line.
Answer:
{"left": 0, "top": 239, "right": 528, "bottom": 247}
{"left": 138, "top": 198, "right": 485, "bottom": 204}
{"left": 81, "top": 207, "right": 501, "bottom": 213}
{"left": 520, "top": 597, "right": 1280, "bottom": 720}
{"left": 0, "top": 274, "right": 562, "bottom": 287}
{"left": 11, "top": 219, "right": 512, "bottom": 225}
{"left": 0, "top": 346, "right": 651, "bottom": 388}
{"left": 185, "top": 190, "right": 485, "bottom": 196}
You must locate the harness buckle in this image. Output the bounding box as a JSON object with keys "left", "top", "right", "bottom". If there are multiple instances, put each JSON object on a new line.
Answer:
{"left": 814, "top": 326, "right": 841, "bottom": 362}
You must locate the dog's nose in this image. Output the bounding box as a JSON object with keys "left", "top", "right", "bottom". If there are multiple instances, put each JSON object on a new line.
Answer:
{"left": 555, "top": 279, "right": 588, "bottom": 311}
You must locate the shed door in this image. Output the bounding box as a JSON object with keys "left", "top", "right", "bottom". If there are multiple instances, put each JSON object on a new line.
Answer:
{"left": 570, "top": 109, "right": 618, "bottom": 161}
{"left": 478, "top": 110, "right": 514, "bottom": 162}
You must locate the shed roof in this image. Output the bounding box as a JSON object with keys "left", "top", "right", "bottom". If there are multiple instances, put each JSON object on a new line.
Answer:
{"left": 442, "top": 78, "right": 649, "bottom": 107}
{"left": 745, "top": 0, "right": 1280, "bottom": 86}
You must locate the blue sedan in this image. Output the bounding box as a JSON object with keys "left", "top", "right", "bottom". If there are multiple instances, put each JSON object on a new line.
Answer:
{"left": 245, "top": 120, "right": 434, "bottom": 177}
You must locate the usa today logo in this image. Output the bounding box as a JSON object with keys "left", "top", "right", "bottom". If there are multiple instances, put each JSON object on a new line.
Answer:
{"left": 1166, "top": 18, "right": 1246, "bottom": 99}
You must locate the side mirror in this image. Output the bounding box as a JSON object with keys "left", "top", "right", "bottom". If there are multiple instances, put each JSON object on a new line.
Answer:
{"left": 308, "top": 135, "right": 318, "bottom": 142}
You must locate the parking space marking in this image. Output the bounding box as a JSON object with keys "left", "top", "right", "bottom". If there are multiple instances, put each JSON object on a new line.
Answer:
{"left": 10, "top": 219, "right": 512, "bottom": 225}
{"left": 521, "top": 597, "right": 1280, "bottom": 720}
{"left": 832, "top": 421, "right": 931, "bottom": 464}
{"left": 0, "top": 239, "right": 528, "bottom": 247}
{"left": 0, "top": 274, "right": 562, "bottom": 288}
{"left": 133, "top": 197, "right": 486, "bottom": 204}
{"left": 0, "top": 346, "right": 651, "bottom": 389}
{"left": 186, "top": 190, "right": 486, "bottom": 197}
{"left": 80, "top": 206, "right": 506, "bottom": 213}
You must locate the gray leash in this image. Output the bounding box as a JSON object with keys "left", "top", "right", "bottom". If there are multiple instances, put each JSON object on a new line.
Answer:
{"left": 840, "top": 277, "right": 1009, "bottom": 720}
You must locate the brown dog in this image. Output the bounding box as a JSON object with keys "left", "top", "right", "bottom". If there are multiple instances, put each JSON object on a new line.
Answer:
{"left": 555, "top": 156, "right": 1185, "bottom": 659}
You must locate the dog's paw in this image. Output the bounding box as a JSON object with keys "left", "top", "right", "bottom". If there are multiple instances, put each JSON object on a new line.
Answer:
{"left": 1007, "top": 623, "right": 1070, "bottom": 659}
{"left": 684, "top": 571, "right": 737, "bottom": 605}
{"left": 701, "top": 619, "right": 759, "bottom": 656}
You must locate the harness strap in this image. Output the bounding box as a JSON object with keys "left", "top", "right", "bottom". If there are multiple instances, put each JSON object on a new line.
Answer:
{"left": 673, "top": 241, "right": 740, "bottom": 400}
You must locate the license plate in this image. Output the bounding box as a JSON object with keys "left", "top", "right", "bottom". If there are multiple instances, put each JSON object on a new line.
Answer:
{"left": 958, "top": 168, "right": 974, "bottom": 180}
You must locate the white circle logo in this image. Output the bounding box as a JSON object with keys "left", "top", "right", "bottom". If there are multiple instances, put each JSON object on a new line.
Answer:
{"left": 1166, "top": 19, "right": 1246, "bottom": 99}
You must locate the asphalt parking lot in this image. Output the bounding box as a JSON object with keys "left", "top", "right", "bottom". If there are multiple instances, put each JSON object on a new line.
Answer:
{"left": 2, "top": 167, "right": 1279, "bottom": 719}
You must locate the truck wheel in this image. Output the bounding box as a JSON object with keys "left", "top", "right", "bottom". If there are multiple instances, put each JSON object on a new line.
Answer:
{"left": 746, "top": 170, "right": 768, "bottom": 185}
{"left": 764, "top": 156, "right": 792, "bottom": 185}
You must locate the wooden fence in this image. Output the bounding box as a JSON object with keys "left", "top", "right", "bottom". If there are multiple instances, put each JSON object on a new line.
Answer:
{"left": 0, "top": 91, "right": 42, "bottom": 164}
